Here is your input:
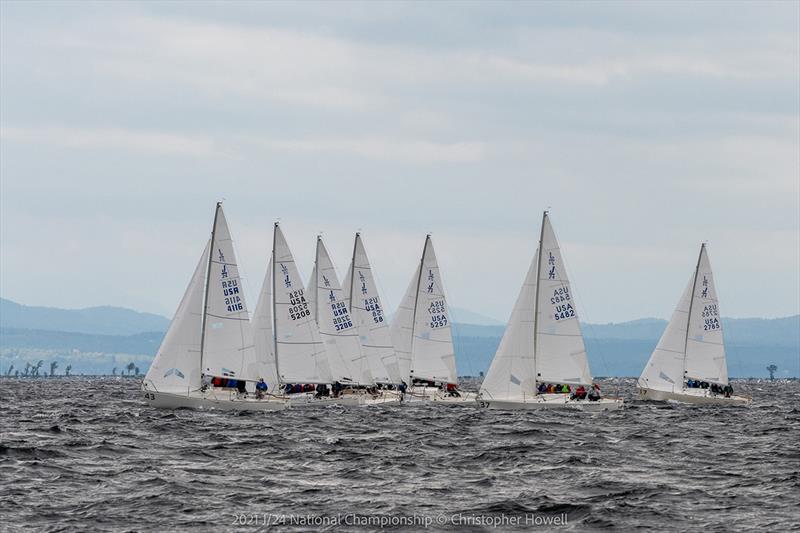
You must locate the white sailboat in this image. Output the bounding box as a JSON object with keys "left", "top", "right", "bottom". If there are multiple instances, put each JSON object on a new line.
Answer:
{"left": 270, "top": 224, "right": 364, "bottom": 406}
{"left": 309, "top": 235, "right": 400, "bottom": 405}
{"left": 477, "top": 212, "right": 623, "bottom": 411}
{"left": 390, "top": 235, "right": 476, "bottom": 404}
{"left": 637, "top": 244, "right": 750, "bottom": 405}
{"left": 342, "top": 233, "right": 402, "bottom": 385}
{"left": 342, "top": 233, "right": 404, "bottom": 403}
{"left": 142, "top": 203, "right": 288, "bottom": 411}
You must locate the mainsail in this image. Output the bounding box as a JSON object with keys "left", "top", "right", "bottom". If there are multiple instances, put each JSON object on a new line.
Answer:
{"left": 342, "top": 233, "right": 401, "bottom": 384}
{"left": 534, "top": 214, "right": 593, "bottom": 386}
{"left": 145, "top": 241, "right": 209, "bottom": 394}
{"left": 272, "top": 224, "right": 332, "bottom": 384}
{"left": 480, "top": 212, "right": 593, "bottom": 400}
{"left": 407, "top": 236, "right": 458, "bottom": 384}
{"left": 200, "top": 205, "right": 260, "bottom": 382}
{"left": 251, "top": 254, "right": 280, "bottom": 391}
{"left": 639, "top": 244, "right": 728, "bottom": 391}
{"left": 312, "top": 237, "right": 373, "bottom": 385}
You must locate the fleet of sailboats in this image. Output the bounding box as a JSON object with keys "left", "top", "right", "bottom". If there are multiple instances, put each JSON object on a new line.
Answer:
{"left": 143, "top": 203, "right": 752, "bottom": 412}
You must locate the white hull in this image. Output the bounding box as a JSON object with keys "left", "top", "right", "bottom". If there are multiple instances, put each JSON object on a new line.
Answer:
{"left": 408, "top": 386, "right": 478, "bottom": 405}
{"left": 476, "top": 393, "right": 624, "bottom": 411}
{"left": 363, "top": 390, "right": 403, "bottom": 405}
{"left": 142, "top": 388, "right": 288, "bottom": 411}
{"left": 637, "top": 387, "right": 751, "bottom": 406}
{"left": 287, "top": 392, "right": 365, "bottom": 407}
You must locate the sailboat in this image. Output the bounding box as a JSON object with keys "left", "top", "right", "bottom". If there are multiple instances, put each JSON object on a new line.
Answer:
{"left": 342, "top": 233, "right": 402, "bottom": 385}
{"left": 342, "top": 233, "right": 404, "bottom": 403}
{"left": 390, "top": 235, "right": 476, "bottom": 403}
{"left": 637, "top": 244, "right": 751, "bottom": 405}
{"left": 309, "top": 235, "right": 400, "bottom": 405}
{"left": 270, "top": 224, "right": 364, "bottom": 406}
{"left": 142, "top": 203, "right": 288, "bottom": 411}
{"left": 477, "top": 212, "right": 623, "bottom": 411}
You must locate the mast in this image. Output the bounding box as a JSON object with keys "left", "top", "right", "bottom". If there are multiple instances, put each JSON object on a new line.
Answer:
{"left": 531, "top": 211, "right": 547, "bottom": 393}
{"left": 315, "top": 236, "right": 321, "bottom": 326}
{"left": 271, "top": 224, "right": 280, "bottom": 385}
{"left": 349, "top": 233, "right": 359, "bottom": 313}
{"left": 681, "top": 243, "right": 704, "bottom": 390}
{"left": 408, "top": 235, "right": 428, "bottom": 384}
{"left": 199, "top": 201, "right": 221, "bottom": 376}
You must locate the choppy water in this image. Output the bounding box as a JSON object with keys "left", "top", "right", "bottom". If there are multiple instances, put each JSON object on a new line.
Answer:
{"left": 1, "top": 378, "right": 798, "bottom": 532}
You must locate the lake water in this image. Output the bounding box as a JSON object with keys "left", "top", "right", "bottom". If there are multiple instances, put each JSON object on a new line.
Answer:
{"left": 1, "top": 377, "right": 798, "bottom": 531}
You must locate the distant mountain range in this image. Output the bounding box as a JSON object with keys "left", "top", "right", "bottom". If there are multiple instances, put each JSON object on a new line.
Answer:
{"left": 0, "top": 298, "right": 170, "bottom": 335}
{"left": 0, "top": 297, "right": 797, "bottom": 378}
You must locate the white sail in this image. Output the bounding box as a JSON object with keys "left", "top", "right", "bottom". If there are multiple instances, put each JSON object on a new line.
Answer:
{"left": 639, "top": 244, "right": 728, "bottom": 391}
{"left": 534, "top": 214, "right": 593, "bottom": 385}
{"left": 313, "top": 237, "right": 373, "bottom": 385}
{"left": 479, "top": 248, "right": 539, "bottom": 400}
{"left": 201, "top": 205, "right": 260, "bottom": 382}
{"left": 145, "top": 241, "right": 209, "bottom": 394}
{"left": 251, "top": 254, "right": 280, "bottom": 391}
{"left": 684, "top": 245, "right": 728, "bottom": 384}
{"left": 343, "top": 234, "right": 401, "bottom": 384}
{"left": 389, "top": 263, "right": 419, "bottom": 385}
{"left": 272, "top": 224, "right": 332, "bottom": 384}
{"left": 638, "top": 277, "right": 693, "bottom": 392}
{"left": 410, "top": 236, "right": 458, "bottom": 384}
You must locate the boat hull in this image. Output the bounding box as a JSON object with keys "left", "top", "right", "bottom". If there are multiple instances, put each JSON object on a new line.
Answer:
{"left": 637, "top": 387, "right": 751, "bottom": 406}
{"left": 287, "top": 392, "right": 365, "bottom": 407}
{"left": 408, "top": 386, "right": 478, "bottom": 405}
{"left": 476, "top": 394, "right": 623, "bottom": 411}
{"left": 143, "top": 389, "right": 289, "bottom": 411}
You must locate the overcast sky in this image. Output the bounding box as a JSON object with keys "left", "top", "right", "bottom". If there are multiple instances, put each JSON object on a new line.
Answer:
{"left": 1, "top": 1, "right": 798, "bottom": 324}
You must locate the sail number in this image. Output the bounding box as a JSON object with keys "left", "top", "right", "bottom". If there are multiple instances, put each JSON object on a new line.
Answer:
{"left": 428, "top": 299, "right": 448, "bottom": 328}
{"left": 288, "top": 290, "right": 310, "bottom": 320}
{"left": 364, "top": 297, "right": 384, "bottom": 324}
{"left": 551, "top": 287, "right": 570, "bottom": 304}
{"left": 701, "top": 304, "right": 719, "bottom": 330}
{"left": 222, "top": 279, "right": 243, "bottom": 312}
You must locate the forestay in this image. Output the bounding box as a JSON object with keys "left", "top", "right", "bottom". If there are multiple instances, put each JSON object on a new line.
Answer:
{"left": 313, "top": 237, "right": 373, "bottom": 385}
{"left": 534, "top": 214, "right": 593, "bottom": 386}
{"left": 145, "top": 241, "right": 209, "bottom": 394}
{"left": 201, "top": 206, "right": 260, "bottom": 382}
{"left": 479, "top": 248, "right": 539, "bottom": 400}
{"left": 410, "top": 236, "right": 458, "bottom": 384}
{"left": 343, "top": 234, "right": 401, "bottom": 384}
{"left": 251, "top": 254, "right": 280, "bottom": 391}
{"left": 272, "top": 224, "right": 332, "bottom": 384}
